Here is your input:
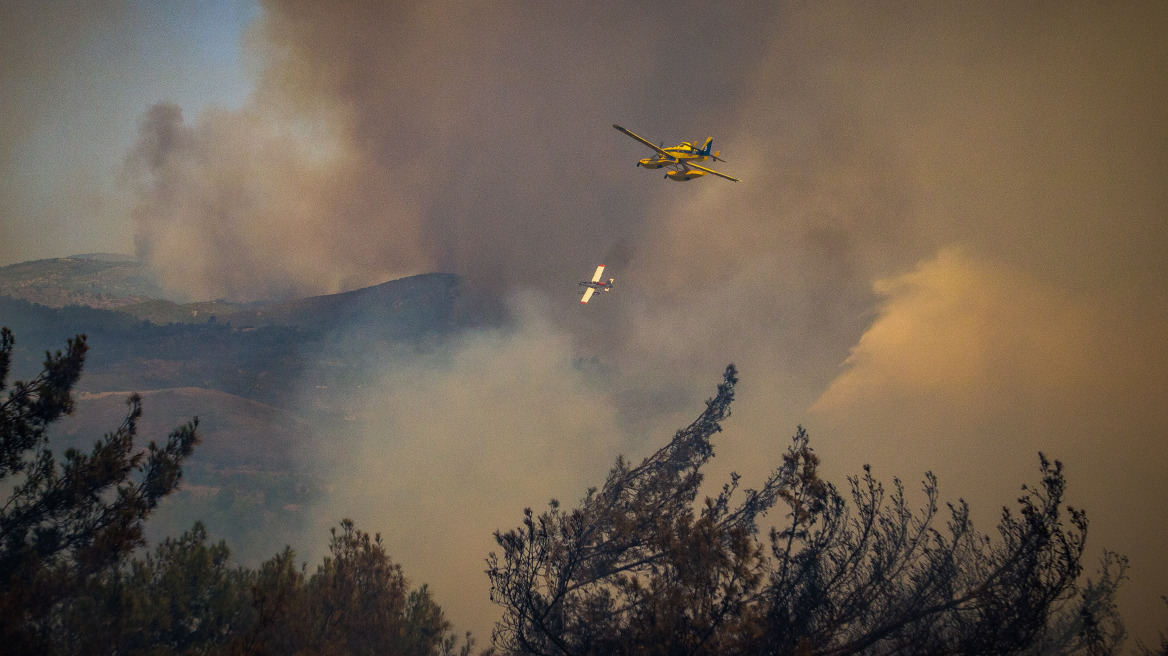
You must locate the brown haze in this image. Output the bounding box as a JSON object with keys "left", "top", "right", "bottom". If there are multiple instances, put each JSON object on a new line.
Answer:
{"left": 0, "top": 0, "right": 136, "bottom": 265}
{"left": 8, "top": 0, "right": 1168, "bottom": 644}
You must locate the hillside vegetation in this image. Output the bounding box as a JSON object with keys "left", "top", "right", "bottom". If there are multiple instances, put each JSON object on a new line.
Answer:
{"left": 0, "top": 258, "right": 462, "bottom": 563}
{"left": 0, "top": 256, "right": 166, "bottom": 309}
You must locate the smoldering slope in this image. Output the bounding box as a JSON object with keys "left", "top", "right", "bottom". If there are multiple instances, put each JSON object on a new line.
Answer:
{"left": 123, "top": 2, "right": 1167, "bottom": 644}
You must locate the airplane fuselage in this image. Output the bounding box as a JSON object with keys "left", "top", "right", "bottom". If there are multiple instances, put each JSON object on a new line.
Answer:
{"left": 578, "top": 270, "right": 614, "bottom": 303}
{"left": 636, "top": 144, "right": 716, "bottom": 170}
{"left": 579, "top": 280, "right": 613, "bottom": 291}
{"left": 635, "top": 143, "right": 723, "bottom": 181}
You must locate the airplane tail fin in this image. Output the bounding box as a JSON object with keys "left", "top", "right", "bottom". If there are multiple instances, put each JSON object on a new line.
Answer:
{"left": 700, "top": 137, "right": 714, "bottom": 156}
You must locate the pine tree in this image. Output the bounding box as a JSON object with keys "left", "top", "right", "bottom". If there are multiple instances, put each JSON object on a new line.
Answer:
{"left": 230, "top": 519, "right": 466, "bottom": 656}
{"left": 487, "top": 365, "right": 1123, "bottom": 655}
{"left": 0, "top": 328, "right": 199, "bottom": 651}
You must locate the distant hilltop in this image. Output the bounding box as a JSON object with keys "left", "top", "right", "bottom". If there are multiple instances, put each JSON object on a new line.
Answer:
{"left": 116, "top": 272, "right": 461, "bottom": 335}
{"left": 0, "top": 255, "right": 461, "bottom": 336}
{"left": 66, "top": 253, "right": 138, "bottom": 263}
{"left": 0, "top": 256, "right": 166, "bottom": 310}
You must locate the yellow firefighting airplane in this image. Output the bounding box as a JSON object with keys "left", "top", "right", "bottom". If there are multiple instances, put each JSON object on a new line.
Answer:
{"left": 613, "top": 124, "right": 740, "bottom": 182}
{"left": 579, "top": 264, "right": 614, "bottom": 303}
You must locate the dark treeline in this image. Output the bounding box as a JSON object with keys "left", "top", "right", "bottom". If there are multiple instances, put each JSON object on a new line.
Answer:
{"left": 0, "top": 328, "right": 470, "bottom": 655}
{"left": 0, "top": 296, "right": 305, "bottom": 405}
{"left": 487, "top": 367, "right": 1158, "bottom": 655}
{"left": 2, "top": 329, "right": 1166, "bottom": 655}
{"left": 53, "top": 520, "right": 465, "bottom": 655}
{"left": 0, "top": 273, "right": 460, "bottom": 408}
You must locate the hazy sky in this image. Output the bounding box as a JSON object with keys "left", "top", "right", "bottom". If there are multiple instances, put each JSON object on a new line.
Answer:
{"left": 1, "top": 0, "right": 257, "bottom": 266}
{"left": 4, "top": 0, "right": 1167, "bottom": 644}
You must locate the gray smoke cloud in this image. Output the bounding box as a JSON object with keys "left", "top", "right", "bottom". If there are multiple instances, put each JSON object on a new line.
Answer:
{"left": 1, "top": 0, "right": 259, "bottom": 266}
{"left": 125, "top": 101, "right": 430, "bottom": 301}
{"left": 116, "top": 0, "right": 1168, "bottom": 643}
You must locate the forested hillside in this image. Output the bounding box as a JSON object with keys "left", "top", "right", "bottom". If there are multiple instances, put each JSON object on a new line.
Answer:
{"left": 0, "top": 256, "right": 166, "bottom": 309}
{"left": 0, "top": 263, "right": 462, "bottom": 564}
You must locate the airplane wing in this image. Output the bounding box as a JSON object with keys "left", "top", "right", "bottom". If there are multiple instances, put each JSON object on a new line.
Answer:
{"left": 686, "top": 161, "right": 740, "bottom": 182}
{"left": 580, "top": 287, "right": 595, "bottom": 304}
{"left": 591, "top": 264, "right": 605, "bottom": 283}
{"left": 613, "top": 125, "right": 675, "bottom": 160}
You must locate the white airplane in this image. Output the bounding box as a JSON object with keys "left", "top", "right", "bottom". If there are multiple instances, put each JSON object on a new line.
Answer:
{"left": 579, "top": 264, "right": 614, "bottom": 303}
{"left": 613, "top": 124, "right": 740, "bottom": 182}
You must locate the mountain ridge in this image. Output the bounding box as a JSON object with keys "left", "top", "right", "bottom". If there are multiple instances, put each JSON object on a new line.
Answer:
{"left": 0, "top": 256, "right": 461, "bottom": 333}
{"left": 0, "top": 256, "right": 464, "bottom": 562}
{"left": 0, "top": 256, "right": 166, "bottom": 309}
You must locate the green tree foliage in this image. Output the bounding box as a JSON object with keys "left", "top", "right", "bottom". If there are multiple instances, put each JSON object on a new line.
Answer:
{"left": 0, "top": 327, "right": 199, "bottom": 651}
{"left": 44, "top": 518, "right": 468, "bottom": 656}
{"left": 241, "top": 518, "right": 463, "bottom": 656}
{"left": 0, "top": 328, "right": 466, "bottom": 655}
{"left": 487, "top": 365, "right": 1124, "bottom": 655}
{"left": 54, "top": 521, "right": 254, "bottom": 654}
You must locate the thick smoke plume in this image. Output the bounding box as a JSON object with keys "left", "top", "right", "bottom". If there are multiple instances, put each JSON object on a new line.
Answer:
{"left": 116, "top": 1, "right": 1168, "bottom": 643}
{"left": 125, "top": 101, "right": 429, "bottom": 301}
